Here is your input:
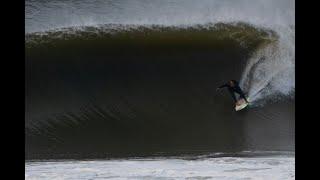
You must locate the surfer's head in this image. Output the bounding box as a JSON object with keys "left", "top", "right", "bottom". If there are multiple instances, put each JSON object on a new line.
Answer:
{"left": 229, "top": 80, "right": 235, "bottom": 87}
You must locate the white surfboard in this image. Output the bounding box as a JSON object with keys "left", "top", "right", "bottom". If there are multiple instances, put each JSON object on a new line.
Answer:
{"left": 235, "top": 98, "right": 249, "bottom": 111}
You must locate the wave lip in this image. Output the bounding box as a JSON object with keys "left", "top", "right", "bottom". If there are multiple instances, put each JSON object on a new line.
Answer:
{"left": 25, "top": 22, "right": 276, "bottom": 47}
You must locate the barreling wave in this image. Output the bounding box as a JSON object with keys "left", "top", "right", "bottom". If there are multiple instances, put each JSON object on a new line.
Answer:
{"left": 25, "top": 22, "right": 294, "bottom": 159}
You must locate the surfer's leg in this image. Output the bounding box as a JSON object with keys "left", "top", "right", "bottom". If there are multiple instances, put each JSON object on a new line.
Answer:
{"left": 234, "top": 89, "right": 248, "bottom": 103}
{"left": 228, "top": 89, "right": 237, "bottom": 103}
{"left": 239, "top": 93, "right": 248, "bottom": 103}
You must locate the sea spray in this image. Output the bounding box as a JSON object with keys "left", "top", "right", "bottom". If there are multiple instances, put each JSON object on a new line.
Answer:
{"left": 240, "top": 26, "right": 295, "bottom": 105}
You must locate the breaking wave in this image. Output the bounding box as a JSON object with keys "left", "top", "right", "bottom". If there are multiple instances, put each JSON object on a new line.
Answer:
{"left": 25, "top": 0, "right": 294, "bottom": 159}
{"left": 25, "top": 23, "right": 294, "bottom": 159}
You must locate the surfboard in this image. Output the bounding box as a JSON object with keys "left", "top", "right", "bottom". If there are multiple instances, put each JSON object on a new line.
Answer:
{"left": 235, "top": 98, "right": 249, "bottom": 111}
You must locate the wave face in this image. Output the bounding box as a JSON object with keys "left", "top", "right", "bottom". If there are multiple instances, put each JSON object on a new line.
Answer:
{"left": 25, "top": 0, "right": 295, "bottom": 159}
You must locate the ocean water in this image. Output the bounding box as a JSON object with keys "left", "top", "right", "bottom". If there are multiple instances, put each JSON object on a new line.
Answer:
{"left": 26, "top": 152, "right": 294, "bottom": 180}
{"left": 25, "top": 0, "right": 295, "bottom": 179}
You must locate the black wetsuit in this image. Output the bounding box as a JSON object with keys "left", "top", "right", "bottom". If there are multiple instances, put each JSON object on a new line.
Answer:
{"left": 218, "top": 81, "right": 248, "bottom": 103}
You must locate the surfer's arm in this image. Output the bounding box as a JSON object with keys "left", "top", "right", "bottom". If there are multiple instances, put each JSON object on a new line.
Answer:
{"left": 217, "top": 84, "right": 229, "bottom": 90}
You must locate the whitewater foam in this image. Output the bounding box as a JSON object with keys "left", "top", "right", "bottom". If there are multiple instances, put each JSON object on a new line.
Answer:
{"left": 25, "top": 154, "right": 295, "bottom": 180}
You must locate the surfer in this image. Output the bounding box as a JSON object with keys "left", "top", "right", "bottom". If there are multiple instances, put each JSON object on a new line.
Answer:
{"left": 216, "top": 80, "right": 248, "bottom": 104}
